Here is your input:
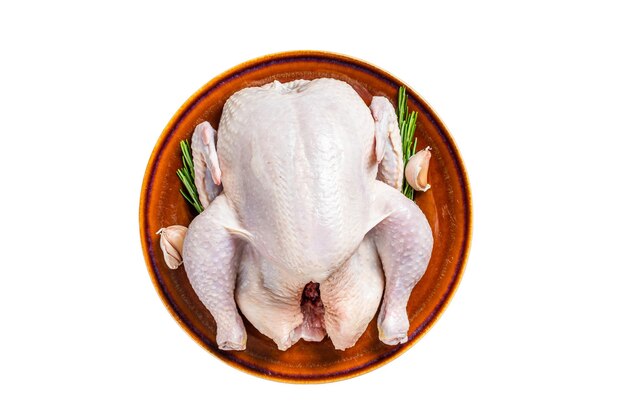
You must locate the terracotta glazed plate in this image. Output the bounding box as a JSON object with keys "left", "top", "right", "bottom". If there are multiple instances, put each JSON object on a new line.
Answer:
{"left": 139, "top": 51, "right": 472, "bottom": 383}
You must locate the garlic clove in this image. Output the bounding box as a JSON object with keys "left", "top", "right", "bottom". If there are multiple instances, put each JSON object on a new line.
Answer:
{"left": 405, "top": 146, "right": 432, "bottom": 192}
{"left": 156, "top": 225, "right": 188, "bottom": 269}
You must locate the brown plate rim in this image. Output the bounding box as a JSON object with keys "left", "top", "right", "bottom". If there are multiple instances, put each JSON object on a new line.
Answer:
{"left": 139, "top": 50, "right": 473, "bottom": 383}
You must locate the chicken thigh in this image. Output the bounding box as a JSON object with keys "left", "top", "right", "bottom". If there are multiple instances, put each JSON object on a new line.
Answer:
{"left": 182, "top": 78, "right": 433, "bottom": 351}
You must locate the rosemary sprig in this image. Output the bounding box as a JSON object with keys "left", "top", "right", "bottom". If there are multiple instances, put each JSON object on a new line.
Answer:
{"left": 397, "top": 86, "right": 419, "bottom": 200}
{"left": 176, "top": 139, "right": 204, "bottom": 214}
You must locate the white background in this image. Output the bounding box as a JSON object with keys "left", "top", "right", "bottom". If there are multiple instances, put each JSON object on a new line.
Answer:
{"left": 1, "top": 1, "right": 624, "bottom": 415}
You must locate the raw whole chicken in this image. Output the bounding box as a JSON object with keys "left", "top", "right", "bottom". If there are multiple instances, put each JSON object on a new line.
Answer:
{"left": 181, "top": 78, "right": 433, "bottom": 351}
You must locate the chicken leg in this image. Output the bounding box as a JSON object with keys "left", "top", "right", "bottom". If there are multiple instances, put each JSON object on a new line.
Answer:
{"left": 370, "top": 180, "right": 433, "bottom": 345}
{"left": 182, "top": 195, "right": 249, "bottom": 350}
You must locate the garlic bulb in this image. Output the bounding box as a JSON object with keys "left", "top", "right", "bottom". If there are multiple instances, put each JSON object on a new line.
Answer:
{"left": 404, "top": 146, "right": 432, "bottom": 192}
{"left": 156, "top": 225, "right": 188, "bottom": 269}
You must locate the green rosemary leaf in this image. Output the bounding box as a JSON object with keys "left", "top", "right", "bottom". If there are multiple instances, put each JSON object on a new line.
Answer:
{"left": 180, "top": 188, "right": 193, "bottom": 204}
{"left": 397, "top": 86, "right": 419, "bottom": 199}
{"left": 181, "top": 140, "right": 195, "bottom": 179}
{"left": 176, "top": 140, "right": 203, "bottom": 214}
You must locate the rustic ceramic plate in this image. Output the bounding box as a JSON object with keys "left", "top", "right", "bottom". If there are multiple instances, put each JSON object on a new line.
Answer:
{"left": 139, "top": 51, "right": 472, "bottom": 383}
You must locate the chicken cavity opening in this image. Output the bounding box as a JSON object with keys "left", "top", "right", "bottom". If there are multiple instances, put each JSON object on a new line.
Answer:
{"left": 294, "top": 282, "right": 327, "bottom": 342}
